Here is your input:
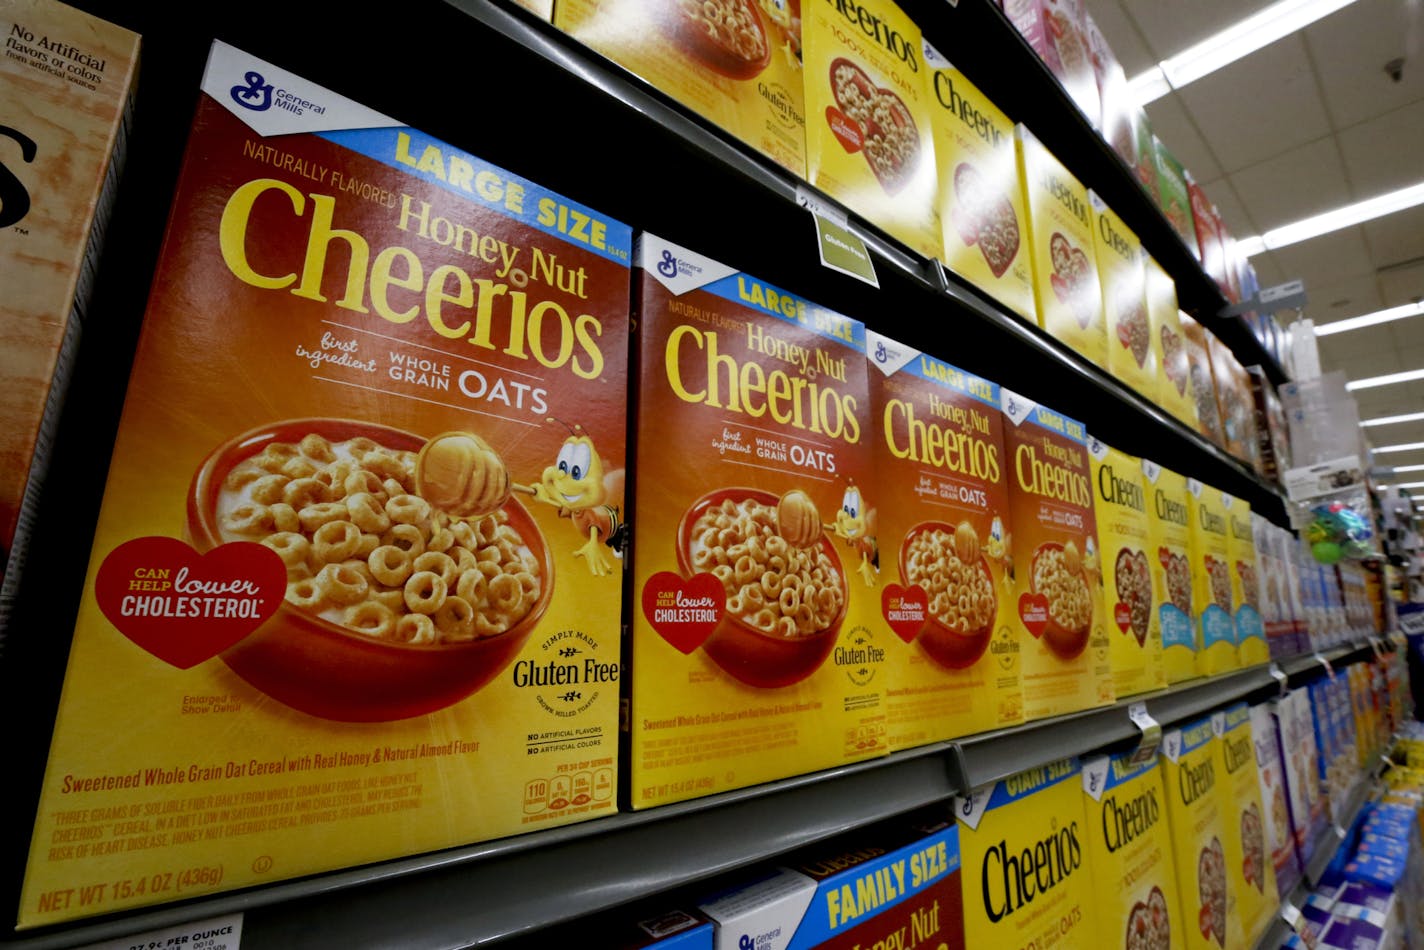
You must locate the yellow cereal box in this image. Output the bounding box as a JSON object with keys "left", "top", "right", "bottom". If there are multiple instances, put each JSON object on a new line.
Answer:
{"left": 1088, "top": 439, "right": 1164, "bottom": 698}
{"left": 956, "top": 758, "right": 1099, "bottom": 949}
{"left": 1089, "top": 192, "right": 1156, "bottom": 399}
{"left": 628, "top": 233, "right": 887, "bottom": 810}
{"left": 1000, "top": 390, "right": 1113, "bottom": 720}
{"left": 804, "top": 0, "right": 938, "bottom": 257}
{"left": 1187, "top": 480, "right": 1239, "bottom": 677}
{"left": 1081, "top": 751, "right": 1185, "bottom": 950}
{"left": 554, "top": 0, "right": 805, "bottom": 176}
{"left": 1142, "top": 460, "right": 1198, "bottom": 684}
{"left": 1016, "top": 125, "right": 1106, "bottom": 368}
{"left": 20, "top": 41, "right": 630, "bottom": 927}
{"left": 923, "top": 43, "right": 1034, "bottom": 322}
{"left": 1227, "top": 496, "right": 1267, "bottom": 667}
{"left": 1161, "top": 717, "right": 1236, "bottom": 950}
{"left": 865, "top": 332, "right": 1023, "bottom": 749}
{"left": 1144, "top": 257, "right": 1199, "bottom": 430}
{"left": 1214, "top": 705, "right": 1278, "bottom": 947}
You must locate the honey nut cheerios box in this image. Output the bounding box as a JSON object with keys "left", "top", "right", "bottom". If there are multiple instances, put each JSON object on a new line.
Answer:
{"left": 1089, "top": 192, "right": 1157, "bottom": 401}
{"left": 954, "top": 758, "right": 1099, "bottom": 949}
{"left": 999, "top": 388, "right": 1113, "bottom": 721}
{"left": 1143, "top": 459, "right": 1199, "bottom": 685}
{"left": 1160, "top": 716, "right": 1235, "bottom": 950}
{"left": 1186, "top": 479, "right": 1240, "bottom": 677}
{"left": 1015, "top": 125, "right": 1107, "bottom": 370}
{"left": 863, "top": 332, "right": 1023, "bottom": 749}
{"left": 1212, "top": 705, "right": 1278, "bottom": 948}
{"left": 1080, "top": 750, "right": 1186, "bottom": 950}
{"left": 1179, "top": 314, "right": 1225, "bottom": 449}
{"left": 803, "top": 0, "right": 938, "bottom": 258}
{"left": 922, "top": 42, "right": 1034, "bottom": 323}
{"left": 627, "top": 232, "right": 886, "bottom": 810}
{"left": 1227, "top": 496, "right": 1268, "bottom": 667}
{"left": 19, "top": 41, "right": 631, "bottom": 928}
{"left": 1088, "top": 438, "right": 1165, "bottom": 699}
{"left": 1144, "top": 256, "right": 1200, "bottom": 431}
{"left": 553, "top": 0, "right": 805, "bottom": 177}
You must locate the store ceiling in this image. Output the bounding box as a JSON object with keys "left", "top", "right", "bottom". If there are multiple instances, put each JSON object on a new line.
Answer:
{"left": 1087, "top": 0, "right": 1424, "bottom": 465}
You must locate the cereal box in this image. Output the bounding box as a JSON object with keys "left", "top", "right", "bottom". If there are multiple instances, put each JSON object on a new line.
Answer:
{"left": 19, "top": 41, "right": 631, "bottom": 927}
{"left": 1143, "top": 460, "right": 1198, "bottom": 684}
{"left": 1227, "top": 496, "right": 1268, "bottom": 667}
{"left": 1089, "top": 439, "right": 1163, "bottom": 698}
{"left": 1128, "top": 106, "right": 1156, "bottom": 197}
{"left": 1090, "top": 192, "right": 1155, "bottom": 399}
{"left": 628, "top": 233, "right": 886, "bottom": 810}
{"left": 1016, "top": 125, "right": 1106, "bottom": 369}
{"left": 956, "top": 758, "right": 1099, "bottom": 948}
{"left": 1160, "top": 717, "right": 1235, "bottom": 950}
{"left": 553, "top": 0, "right": 805, "bottom": 176}
{"left": 1185, "top": 174, "right": 1226, "bottom": 292}
{"left": 1084, "top": 10, "right": 1132, "bottom": 167}
{"left": 804, "top": 0, "right": 938, "bottom": 257}
{"left": 1249, "top": 702, "right": 1303, "bottom": 900}
{"left": 1001, "top": 0, "right": 1100, "bottom": 128}
{"left": 1187, "top": 479, "right": 1239, "bottom": 677}
{"left": 1144, "top": 256, "right": 1199, "bottom": 431}
{"left": 0, "top": 0, "right": 137, "bottom": 634}
{"left": 923, "top": 43, "right": 1034, "bottom": 322}
{"left": 1205, "top": 334, "right": 1259, "bottom": 469}
{"left": 865, "top": 332, "right": 1023, "bottom": 748}
{"left": 1080, "top": 751, "right": 1185, "bottom": 950}
{"left": 1214, "top": 705, "right": 1278, "bottom": 946}
{"left": 1000, "top": 389, "right": 1113, "bottom": 720}
{"left": 1151, "top": 137, "right": 1197, "bottom": 258}
{"left": 1180, "top": 315, "right": 1225, "bottom": 448}
{"left": 1276, "top": 690, "right": 1328, "bottom": 865}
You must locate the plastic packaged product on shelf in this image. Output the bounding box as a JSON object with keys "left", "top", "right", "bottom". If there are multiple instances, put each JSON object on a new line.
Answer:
{"left": 1228, "top": 496, "right": 1268, "bottom": 667}
{"left": 864, "top": 332, "right": 1024, "bottom": 748}
{"left": 1000, "top": 0, "right": 1101, "bottom": 128}
{"left": 1213, "top": 704, "right": 1278, "bottom": 946}
{"left": 1150, "top": 136, "right": 1198, "bottom": 258}
{"left": 1187, "top": 479, "right": 1241, "bottom": 677}
{"left": 552, "top": 0, "right": 806, "bottom": 177}
{"left": 803, "top": 0, "right": 939, "bottom": 258}
{"left": 1205, "top": 334, "right": 1261, "bottom": 471}
{"left": 1089, "top": 438, "right": 1164, "bottom": 697}
{"left": 922, "top": 43, "right": 1035, "bottom": 323}
{"left": 1142, "top": 459, "right": 1199, "bottom": 684}
{"left": 1080, "top": 750, "right": 1184, "bottom": 950}
{"left": 18, "top": 40, "right": 633, "bottom": 928}
{"left": 1090, "top": 192, "right": 1157, "bottom": 400}
{"left": 1249, "top": 703, "right": 1304, "bottom": 899}
{"left": 1000, "top": 388, "right": 1113, "bottom": 720}
{"left": 626, "top": 232, "right": 886, "bottom": 810}
{"left": 1160, "top": 717, "right": 1235, "bottom": 950}
{"left": 1083, "top": 10, "right": 1132, "bottom": 166}
{"left": 1014, "top": 124, "right": 1107, "bottom": 369}
{"left": 955, "top": 758, "right": 1098, "bottom": 947}
{"left": 1144, "top": 256, "right": 1200, "bottom": 431}
{"left": 0, "top": 0, "right": 138, "bottom": 637}
{"left": 1179, "top": 314, "right": 1226, "bottom": 448}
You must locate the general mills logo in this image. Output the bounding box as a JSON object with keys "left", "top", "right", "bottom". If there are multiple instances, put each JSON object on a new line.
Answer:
{"left": 1006, "top": 397, "right": 1020, "bottom": 416}
{"left": 739, "top": 935, "right": 755, "bottom": 950}
{"left": 874, "top": 340, "right": 888, "bottom": 363}
{"left": 656, "top": 249, "right": 679, "bottom": 279}
{"left": 231, "top": 70, "right": 273, "bottom": 112}
{"left": 1088, "top": 436, "right": 1103, "bottom": 455}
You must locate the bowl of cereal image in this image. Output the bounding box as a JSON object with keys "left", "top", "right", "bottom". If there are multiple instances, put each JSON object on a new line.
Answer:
{"left": 650, "top": 0, "right": 772, "bottom": 81}
{"left": 1029, "top": 542, "right": 1093, "bottom": 660}
{"left": 675, "top": 487, "right": 846, "bottom": 688}
{"left": 897, "top": 522, "right": 997, "bottom": 669}
{"left": 186, "top": 418, "right": 554, "bottom": 722}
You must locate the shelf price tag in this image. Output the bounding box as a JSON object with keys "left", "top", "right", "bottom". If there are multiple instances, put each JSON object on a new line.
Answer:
{"left": 796, "top": 186, "right": 879, "bottom": 288}
{"left": 1269, "top": 662, "right": 1289, "bottom": 696}
{"left": 1313, "top": 652, "right": 1336, "bottom": 680}
{"left": 1126, "top": 702, "right": 1162, "bottom": 766}
{"left": 78, "top": 913, "right": 242, "bottom": 950}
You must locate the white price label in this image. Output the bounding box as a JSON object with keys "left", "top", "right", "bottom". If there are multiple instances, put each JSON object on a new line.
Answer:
{"left": 1127, "top": 702, "right": 1162, "bottom": 766}
{"left": 78, "top": 914, "right": 242, "bottom": 950}
{"left": 1269, "top": 663, "right": 1289, "bottom": 695}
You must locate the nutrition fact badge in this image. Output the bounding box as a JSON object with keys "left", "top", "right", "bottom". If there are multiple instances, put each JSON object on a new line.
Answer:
{"left": 78, "top": 913, "right": 242, "bottom": 950}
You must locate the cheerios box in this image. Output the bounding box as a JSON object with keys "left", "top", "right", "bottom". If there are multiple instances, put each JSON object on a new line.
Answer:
{"left": 1227, "top": 497, "right": 1268, "bottom": 667}
{"left": 1187, "top": 479, "right": 1239, "bottom": 677}
{"left": 955, "top": 758, "right": 1099, "bottom": 948}
{"left": 1000, "top": 389, "right": 1113, "bottom": 721}
{"left": 553, "top": 0, "right": 805, "bottom": 177}
{"left": 1080, "top": 751, "right": 1185, "bottom": 950}
{"left": 19, "top": 41, "right": 631, "bottom": 928}
{"left": 1213, "top": 705, "right": 1278, "bottom": 947}
{"left": 1089, "top": 192, "right": 1156, "bottom": 400}
{"left": 864, "top": 332, "right": 1023, "bottom": 749}
{"left": 1145, "top": 256, "right": 1199, "bottom": 431}
{"left": 1088, "top": 439, "right": 1164, "bottom": 698}
{"left": 804, "top": 0, "right": 938, "bottom": 258}
{"left": 627, "top": 232, "right": 886, "bottom": 810}
{"left": 1160, "top": 717, "right": 1237, "bottom": 950}
{"left": 1015, "top": 125, "right": 1107, "bottom": 369}
{"left": 1143, "top": 460, "right": 1199, "bottom": 684}
{"left": 1180, "top": 314, "right": 1225, "bottom": 448}
{"left": 923, "top": 42, "right": 1034, "bottom": 322}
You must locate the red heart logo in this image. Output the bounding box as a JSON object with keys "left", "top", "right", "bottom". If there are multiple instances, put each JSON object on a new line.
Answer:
{"left": 882, "top": 584, "right": 928, "bottom": 643}
{"left": 1019, "top": 592, "right": 1050, "bottom": 638}
{"left": 1115, "top": 602, "right": 1133, "bottom": 634}
{"left": 1199, "top": 905, "right": 1213, "bottom": 940}
{"left": 641, "top": 571, "right": 725, "bottom": 655}
{"left": 825, "top": 105, "right": 863, "bottom": 154}
{"left": 94, "top": 537, "right": 287, "bottom": 669}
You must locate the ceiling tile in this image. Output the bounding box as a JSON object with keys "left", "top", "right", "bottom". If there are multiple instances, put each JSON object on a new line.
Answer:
{"left": 1379, "top": 261, "right": 1424, "bottom": 307}
{"left": 1226, "top": 137, "right": 1350, "bottom": 233}
{"left": 1177, "top": 37, "right": 1333, "bottom": 173}
{"left": 1265, "top": 230, "right": 1377, "bottom": 290}
{"left": 1304, "top": 0, "right": 1424, "bottom": 129}
{"left": 1248, "top": 254, "right": 1288, "bottom": 287}
{"left": 1316, "top": 323, "right": 1393, "bottom": 360}
{"left": 1142, "top": 94, "right": 1222, "bottom": 181}
{"left": 1303, "top": 275, "right": 1385, "bottom": 322}
{"left": 1391, "top": 317, "right": 1424, "bottom": 350}
{"left": 1082, "top": 0, "right": 1157, "bottom": 76}
{"left": 1337, "top": 99, "right": 1424, "bottom": 199}
{"left": 1118, "top": 0, "right": 1275, "bottom": 61}
{"left": 1362, "top": 204, "right": 1424, "bottom": 274}
{"left": 1326, "top": 348, "right": 1403, "bottom": 382}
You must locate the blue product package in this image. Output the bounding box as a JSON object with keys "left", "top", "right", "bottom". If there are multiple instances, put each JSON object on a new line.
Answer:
{"left": 1320, "top": 915, "right": 1387, "bottom": 950}
{"left": 1344, "top": 851, "right": 1406, "bottom": 890}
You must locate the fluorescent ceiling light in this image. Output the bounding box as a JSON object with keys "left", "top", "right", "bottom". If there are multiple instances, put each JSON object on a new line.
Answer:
{"left": 1391, "top": 464, "right": 1424, "bottom": 473}
{"left": 1362, "top": 410, "right": 1424, "bottom": 428}
{"left": 1392, "top": 480, "right": 1424, "bottom": 488}
{"left": 1315, "top": 302, "right": 1424, "bottom": 337}
{"left": 1347, "top": 368, "right": 1424, "bottom": 392}
{"left": 1239, "top": 181, "right": 1424, "bottom": 257}
{"left": 1127, "top": 0, "right": 1360, "bottom": 105}
{"left": 1372, "top": 441, "right": 1424, "bottom": 454}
